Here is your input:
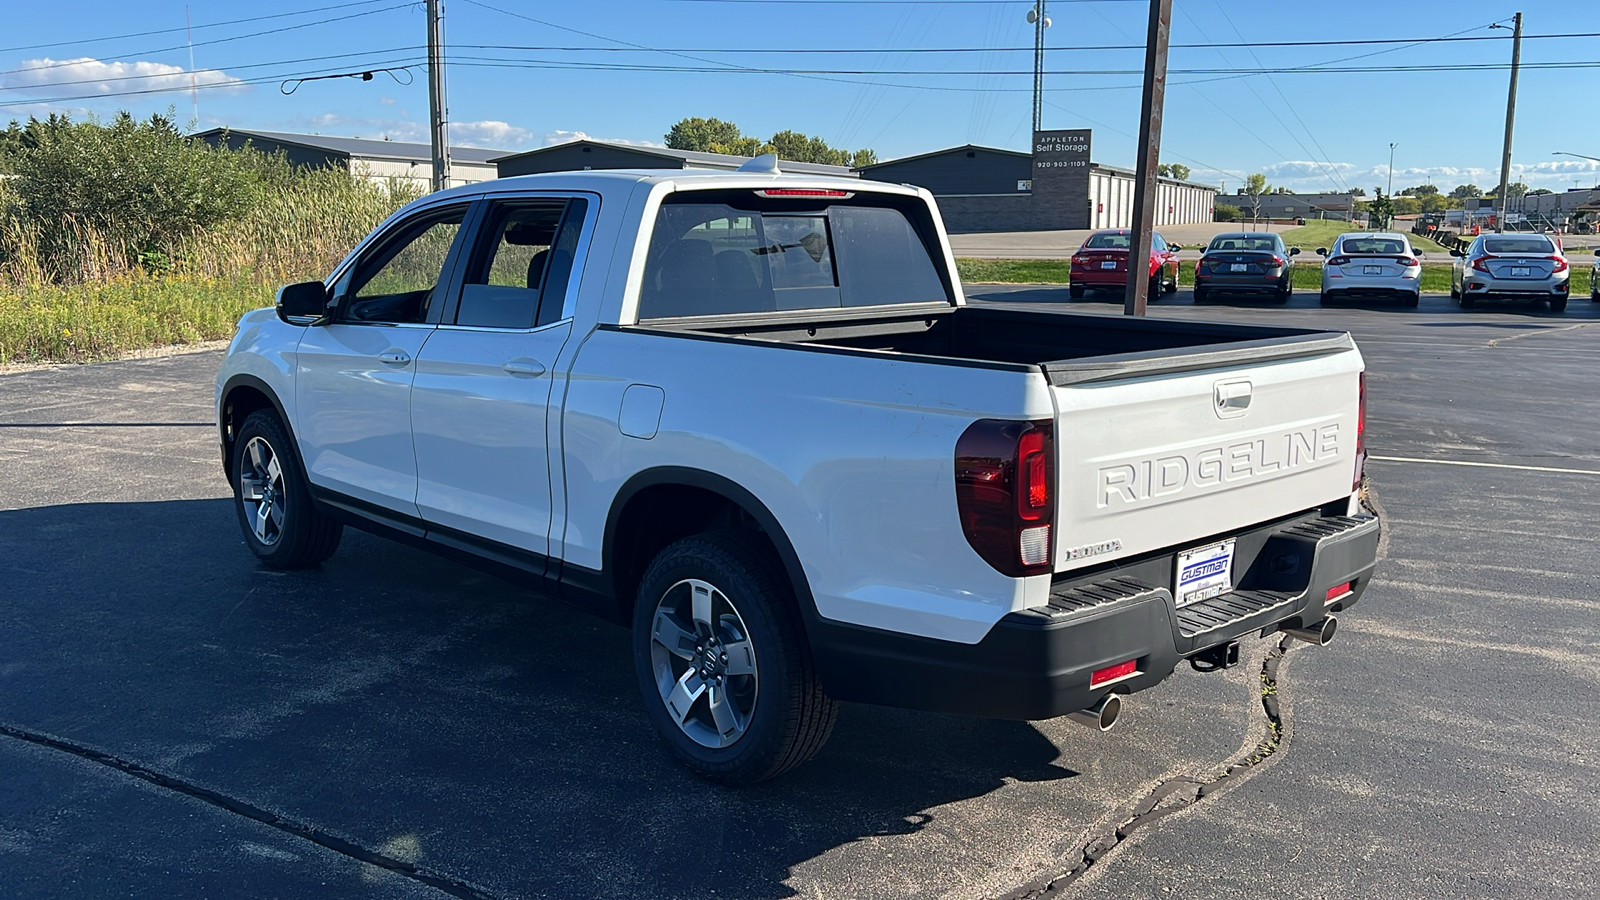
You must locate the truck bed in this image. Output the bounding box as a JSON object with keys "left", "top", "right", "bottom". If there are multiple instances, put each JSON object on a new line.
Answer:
{"left": 642, "top": 303, "right": 1353, "bottom": 384}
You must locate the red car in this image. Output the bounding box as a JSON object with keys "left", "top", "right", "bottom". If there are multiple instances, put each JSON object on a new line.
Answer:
{"left": 1068, "top": 229, "right": 1180, "bottom": 300}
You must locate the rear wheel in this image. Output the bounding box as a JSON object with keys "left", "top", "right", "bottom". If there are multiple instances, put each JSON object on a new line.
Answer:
{"left": 231, "top": 410, "right": 342, "bottom": 569}
{"left": 1068, "top": 284, "right": 1085, "bottom": 300}
{"left": 1405, "top": 291, "right": 1420, "bottom": 308}
{"left": 1273, "top": 276, "right": 1292, "bottom": 304}
{"left": 1148, "top": 273, "right": 1163, "bottom": 302}
{"left": 633, "top": 531, "right": 838, "bottom": 785}
{"left": 1460, "top": 293, "right": 1476, "bottom": 308}
{"left": 1193, "top": 286, "right": 1208, "bottom": 304}
{"left": 1550, "top": 295, "right": 1568, "bottom": 313}
{"left": 1318, "top": 290, "right": 1331, "bottom": 305}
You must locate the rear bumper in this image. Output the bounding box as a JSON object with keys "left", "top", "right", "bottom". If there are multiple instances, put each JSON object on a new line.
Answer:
{"left": 1196, "top": 275, "right": 1285, "bottom": 293}
{"left": 1072, "top": 270, "right": 1135, "bottom": 288}
{"left": 1462, "top": 277, "right": 1569, "bottom": 299}
{"left": 810, "top": 510, "right": 1380, "bottom": 720}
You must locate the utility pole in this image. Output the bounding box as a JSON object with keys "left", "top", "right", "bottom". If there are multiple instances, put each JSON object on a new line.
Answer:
{"left": 1027, "top": 1, "right": 1050, "bottom": 135}
{"left": 426, "top": 0, "right": 451, "bottom": 193}
{"left": 1494, "top": 11, "right": 1522, "bottom": 233}
{"left": 1387, "top": 142, "right": 1397, "bottom": 197}
{"left": 1123, "top": 0, "right": 1173, "bottom": 317}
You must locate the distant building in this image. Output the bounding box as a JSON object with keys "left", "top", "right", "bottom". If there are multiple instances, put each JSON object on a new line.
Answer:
{"left": 854, "top": 138, "right": 1218, "bottom": 233}
{"left": 1522, "top": 187, "right": 1600, "bottom": 224}
{"left": 493, "top": 140, "right": 858, "bottom": 179}
{"left": 1231, "top": 192, "right": 1359, "bottom": 220}
{"left": 193, "top": 128, "right": 503, "bottom": 188}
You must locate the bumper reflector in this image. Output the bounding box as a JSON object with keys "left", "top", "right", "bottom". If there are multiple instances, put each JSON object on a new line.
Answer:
{"left": 1090, "top": 659, "right": 1139, "bottom": 689}
{"left": 1326, "top": 581, "right": 1353, "bottom": 602}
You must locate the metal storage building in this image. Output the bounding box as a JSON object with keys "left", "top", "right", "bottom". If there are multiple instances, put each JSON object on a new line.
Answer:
{"left": 194, "top": 128, "right": 503, "bottom": 188}
{"left": 493, "top": 140, "right": 858, "bottom": 179}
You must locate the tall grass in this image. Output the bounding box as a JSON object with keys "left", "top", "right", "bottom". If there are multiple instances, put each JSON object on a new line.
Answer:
{"left": 0, "top": 169, "right": 419, "bottom": 365}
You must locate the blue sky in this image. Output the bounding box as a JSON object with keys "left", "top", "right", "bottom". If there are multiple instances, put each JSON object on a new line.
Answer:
{"left": 3, "top": 0, "right": 1597, "bottom": 193}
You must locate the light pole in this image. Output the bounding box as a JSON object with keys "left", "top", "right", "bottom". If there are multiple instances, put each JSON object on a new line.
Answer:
{"left": 1553, "top": 151, "right": 1600, "bottom": 164}
{"left": 1026, "top": 1, "right": 1051, "bottom": 136}
{"left": 1387, "top": 142, "right": 1397, "bottom": 197}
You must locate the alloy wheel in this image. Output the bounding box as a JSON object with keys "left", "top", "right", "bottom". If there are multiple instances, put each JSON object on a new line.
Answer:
{"left": 238, "top": 436, "right": 286, "bottom": 546}
{"left": 648, "top": 578, "right": 759, "bottom": 749}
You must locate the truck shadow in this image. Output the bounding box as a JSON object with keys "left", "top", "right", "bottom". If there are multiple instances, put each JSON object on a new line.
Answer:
{"left": 0, "top": 499, "right": 1077, "bottom": 900}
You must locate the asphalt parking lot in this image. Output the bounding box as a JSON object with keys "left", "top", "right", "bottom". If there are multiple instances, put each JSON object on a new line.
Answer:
{"left": 3, "top": 288, "right": 1598, "bottom": 899}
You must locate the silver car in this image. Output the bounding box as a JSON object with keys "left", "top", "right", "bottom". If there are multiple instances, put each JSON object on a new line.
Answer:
{"left": 1450, "top": 233, "right": 1570, "bottom": 312}
{"left": 1316, "top": 232, "right": 1422, "bottom": 307}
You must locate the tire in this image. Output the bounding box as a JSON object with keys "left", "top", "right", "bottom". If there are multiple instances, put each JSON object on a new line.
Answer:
{"left": 1550, "top": 295, "right": 1568, "bottom": 313}
{"left": 231, "top": 409, "right": 342, "bottom": 569}
{"left": 1068, "top": 284, "right": 1085, "bottom": 300}
{"left": 1193, "top": 286, "right": 1208, "bottom": 305}
{"left": 1590, "top": 277, "right": 1598, "bottom": 300}
{"left": 1318, "top": 290, "right": 1331, "bottom": 305}
{"left": 1148, "top": 274, "right": 1162, "bottom": 302}
{"left": 1449, "top": 279, "right": 1460, "bottom": 300}
{"left": 1405, "top": 291, "right": 1420, "bottom": 308}
{"left": 1273, "top": 277, "right": 1292, "bottom": 304}
{"left": 1460, "top": 294, "right": 1476, "bottom": 309}
{"left": 632, "top": 531, "right": 838, "bottom": 785}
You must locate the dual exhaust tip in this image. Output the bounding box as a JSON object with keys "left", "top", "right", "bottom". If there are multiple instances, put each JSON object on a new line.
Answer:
{"left": 1068, "top": 615, "right": 1339, "bottom": 732}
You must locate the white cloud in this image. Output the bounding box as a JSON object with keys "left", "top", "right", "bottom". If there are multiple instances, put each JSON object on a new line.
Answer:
{"left": 450, "top": 120, "right": 538, "bottom": 150}
{"left": 1, "top": 56, "right": 244, "bottom": 97}
{"left": 540, "top": 129, "right": 664, "bottom": 149}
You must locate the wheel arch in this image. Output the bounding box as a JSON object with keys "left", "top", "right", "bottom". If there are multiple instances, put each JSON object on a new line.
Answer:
{"left": 219, "top": 374, "right": 305, "bottom": 485}
{"left": 602, "top": 467, "right": 817, "bottom": 630}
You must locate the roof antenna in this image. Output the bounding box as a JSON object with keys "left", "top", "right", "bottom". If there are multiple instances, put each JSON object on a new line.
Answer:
{"left": 737, "top": 153, "right": 781, "bottom": 175}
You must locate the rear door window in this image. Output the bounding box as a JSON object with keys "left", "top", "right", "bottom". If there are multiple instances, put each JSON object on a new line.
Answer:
{"left": 455, "top": 197, "right": 588, "bottom": 329}
{"left": 637, "top": 192, "right": 951, "bottom": 319}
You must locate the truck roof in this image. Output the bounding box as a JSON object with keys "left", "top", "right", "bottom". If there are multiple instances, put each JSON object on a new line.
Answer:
{"left": 425, "top": 167, "right": 923, "bottom": 206}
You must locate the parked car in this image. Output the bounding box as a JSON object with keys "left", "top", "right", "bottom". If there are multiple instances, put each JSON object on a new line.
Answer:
{"left": 1193, "top": 232, "right": 1300, "bottom": 303}
{"left": 1592, "top": 252, "right": 1599, "bottom": 301}
{"left": 1450, "top": 233, "right": 1570, "bottom": 312}
{"left": 216, "top": 164, "right": 1378, "bottom": 784}
{"left": 1316, "top": 233, "right": 1422, "bottom": 307}
{"left": 1068, "top": 228, "right": 1180, "bottom": 300}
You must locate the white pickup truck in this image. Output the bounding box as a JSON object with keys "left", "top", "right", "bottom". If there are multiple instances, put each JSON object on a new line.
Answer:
{"left": 216, "top": 160, "right": 1379, "bottom": 784}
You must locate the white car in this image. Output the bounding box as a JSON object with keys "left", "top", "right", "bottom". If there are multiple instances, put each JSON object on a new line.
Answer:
{"left": 1316, "top": 232, "right": 1422, "bottom": 307}
{"left": 215, "top": 163, "right": 1379, "bottom": 783}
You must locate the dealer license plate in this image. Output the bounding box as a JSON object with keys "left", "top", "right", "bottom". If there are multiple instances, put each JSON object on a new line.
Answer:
{"left": 1176, "top": 539, "right": 1236, "bottom": 608}
{"left": 1363, "top": 265, "right": 1383, "bottom": 275}
{"left": 1101, "top": 261, "right": 1117, "bottom": 269}
{"left": 1510, "top": 266, "right": 1531, "bottom": 276}
{"left": 1230, "top": 263, "right": 1247, "bottom": 272}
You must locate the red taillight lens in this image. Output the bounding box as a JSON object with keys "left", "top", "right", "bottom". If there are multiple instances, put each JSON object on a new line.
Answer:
{"left": 1397, "top": 256, "right": 1419, "bottom": 267}
{"left": 1090, "top": 659, "right": 1139, "bottom": 689}
{"left": 955, "top": 419, "right": 1054, "bottom": 577}
{"left": 1470, "top": 255, "right": 1494, "bottom": 272}
{"left": 1071, "top": 255, "right": 1087, "bottom": 268}
{"left": 756, "top": 188, "right": 852, "bottom": 197}
{"left": 1354, "top": 371, "right": 1367, "bottom": 491}
{"left": 1328, "top": 255, "right": 1351, "bottom": 266}
{"left": 1268, "top": 255, "right": 1284, "bottom": 268}
{"left": 1550, "top": 255, "right": 1569, "bottom": 273}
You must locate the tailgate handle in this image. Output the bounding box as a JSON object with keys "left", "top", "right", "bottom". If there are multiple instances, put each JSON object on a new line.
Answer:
{"left": 1214, "top": 380, "right": 1252, "bottom": 418}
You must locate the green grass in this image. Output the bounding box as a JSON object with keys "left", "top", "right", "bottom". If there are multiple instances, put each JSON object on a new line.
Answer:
{"left": 0, "top": 275, "right": 271, "bottom": 365}
{"left": 1279, "top": 220, "right": 1452, "bottom": 254}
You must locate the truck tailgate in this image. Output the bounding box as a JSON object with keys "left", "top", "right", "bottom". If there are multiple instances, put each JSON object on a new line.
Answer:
{"left": 1049, "top": 336, "right": 1362, "bottom": 573}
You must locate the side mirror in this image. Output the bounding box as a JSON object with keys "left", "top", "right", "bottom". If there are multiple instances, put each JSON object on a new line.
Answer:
{"left": 1168, "top": 244, "right": 1181, "bottom": 252}
{"left": 1449, "top": 249, "right": 1464, "bottom": 257}
{"left": 1289, "top": 247, "right": 1302, "bottom": 256}
{"left": 1315, "top": 247, "right": 1328, "bottom": 256}
{"left": 276, "top": 281, "right": 331, "bottom": 324}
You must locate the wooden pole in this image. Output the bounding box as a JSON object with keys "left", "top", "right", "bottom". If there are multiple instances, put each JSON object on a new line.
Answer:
{"left": 1123, "top": 0, "right": 1173, "bottom": 316}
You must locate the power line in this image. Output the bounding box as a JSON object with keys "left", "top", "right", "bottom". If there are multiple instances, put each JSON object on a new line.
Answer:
{"left": 0, "top": 57, "right": 422, "bottom": 109}
{"left": 435, "top": 57, "right": 1600, "bottom": 77}
{"left": 0, "top": 3, "right": 414, "bottom": 79}
{"left": 0, "top": 47, "right": 423, "bottom": 94}
{"left": 0, "top": 0, "right": 398, "bottom": 54}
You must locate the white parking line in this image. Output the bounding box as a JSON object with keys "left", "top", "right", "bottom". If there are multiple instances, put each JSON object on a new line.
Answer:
{"left": 1368, "top": 455, "right": 1600, "bottom": 475}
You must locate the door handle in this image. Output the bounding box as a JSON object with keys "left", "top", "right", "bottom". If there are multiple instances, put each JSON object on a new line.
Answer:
{"left": 503, "top": 358, "right": 547, "bottom": 377}
{"left": 378, "top": 349, "right": 411, "bottom": 365}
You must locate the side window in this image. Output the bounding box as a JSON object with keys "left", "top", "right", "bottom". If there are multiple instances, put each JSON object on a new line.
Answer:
{"left": 1151, "top": 234, "right": 1167, "bottom": 252}
{"left": 455, "top": 198, "right": 588, "bottom": 329}
{"left": 343, "top": 207, "right": 468, "bottom": 324}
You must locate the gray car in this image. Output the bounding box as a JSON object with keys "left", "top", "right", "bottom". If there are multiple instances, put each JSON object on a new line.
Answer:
{"left": 1193, "top": 232, "right": 1300, "bottom": 303}
{"left": 1450, "top": 233, "right": 1570, "bottom": 312}
{"left": 1316, "top": 232, "right": 1422, "bottom": 307}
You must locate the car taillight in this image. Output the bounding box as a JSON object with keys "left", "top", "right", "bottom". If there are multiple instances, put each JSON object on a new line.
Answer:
{"left": 955, "top": 419, "right": 1054, "bottom": 577}
{"left": 755, "top": 188, "right": 853, "bottom": 198}
{"left": 1267, "top": 255, "right": 1284, "bottom": 268}
{"left": 1397, "top": 256, "right": 1419, "bottom": 267}
{"left": 1071, "top": 255, "right": 1087, "bottom": 268}
{"left": 1549, "top": 255, "right": 1569, "bottom": 273}
{"left": 1328, "top": 255, "right": 1351, "bottom": 266}
{"left": 1354, "top": 371, "right": 1367, "bottom": 491}
{"left": 1470, "top": 255, "right": 1494, "bottom": 272}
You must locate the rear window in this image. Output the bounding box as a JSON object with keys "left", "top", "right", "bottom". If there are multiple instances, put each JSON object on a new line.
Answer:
{"left": 1483, "top": 236, "right": 1555, "bottom": 255}
{"left": 1084, "top": 233, "right": 1131, "bottom": 249}
{"left": 636, "top": 192, "right": 951, "bottom": 319}
{"left": 1339, "top": 237, "right": 1408, "bottom": 255}
{"left": 1207, "top": 235, "right": 1278, "bottom": 252}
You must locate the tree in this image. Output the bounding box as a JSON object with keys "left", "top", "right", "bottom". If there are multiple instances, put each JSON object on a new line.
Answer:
{"left": 1366, "top": 187, "right": 1395, "bottom": 230}
{"left": 1350, "top": 187, "right": 1366, "bottom": 196}
{"left": 665, "top": 117, "right": 744, "bottom": 152}
{"left": 1489, "top": 181, "right": 1529, "bottom": 201}
{"left": 1402, "top": 183, "right": 1439, "bottom": 197}
{"left": 1420, "top": 193, "right": 1450, "bottom": 214}
{"left": 1448, "top": 183, "right": 1482, "bottom": 200}
{"left": 1392, "top": 196, "right": 1421, "bottom": 216}
{"left": 1156, "top": 163, "right": 1191, "bottom": 181}
{"left": 1214, "top": 202, "right": 1242, "bottom": 222}
{"left": 1243, "top": 173, "right": 1269, "bottom": 220}
{"left": 1526, "top": 188, "right": 1554, "bottom": 196}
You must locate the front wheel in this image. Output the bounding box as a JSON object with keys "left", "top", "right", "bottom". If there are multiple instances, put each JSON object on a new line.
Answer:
{"left": 231, "top": 410, "right": 342, "bottom": 569}
{"left": 633, "top": 532, "right": 838, "bottom": 785}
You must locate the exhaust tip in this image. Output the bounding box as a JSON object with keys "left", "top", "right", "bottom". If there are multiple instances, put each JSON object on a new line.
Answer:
{"left": 1283, "top": 615, "right": 1338, "bottom": 647}
{"left": 1067, "top": 693, "right": 1122, "bottom": 732}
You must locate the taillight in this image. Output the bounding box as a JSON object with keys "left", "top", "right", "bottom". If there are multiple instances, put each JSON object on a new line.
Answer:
{"left": 1071, "top": 255, "right": 1087, "bottom": 268}
{"left": 1327, "top": 255, "right": 1351, "bottom": 266}
{"left": 1267, "top": 255, "right": 1284, "bottom": 268}
{"left": 1549, "top": 255, "right": 1569, "bottom": 273}
{"left": 955, "top": 419, "right": 1054, "bottom": 577}
{"left": 1470, "top": 255, "right": 1494, "bottom": 272}
{"left": 1354, "top": 371, "right": 1367, "bottom": 491}
{"left": 1397, "top": 256, "right": 1419, "bottom": 267}
{"left": 755, "top": 188, "right": 853, "bottom": 198}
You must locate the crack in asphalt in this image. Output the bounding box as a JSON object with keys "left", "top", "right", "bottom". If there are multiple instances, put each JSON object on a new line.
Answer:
{"left": 1000, "top": 637, "right": 1301, "bottom": 900}
{"left": 0, "top": 722, "right": 502, "bottom": 900}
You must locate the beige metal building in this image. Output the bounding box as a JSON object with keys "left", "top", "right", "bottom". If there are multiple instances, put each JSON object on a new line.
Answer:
{"left": 194, "top": 128, "right": 503, "bottom": 188}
